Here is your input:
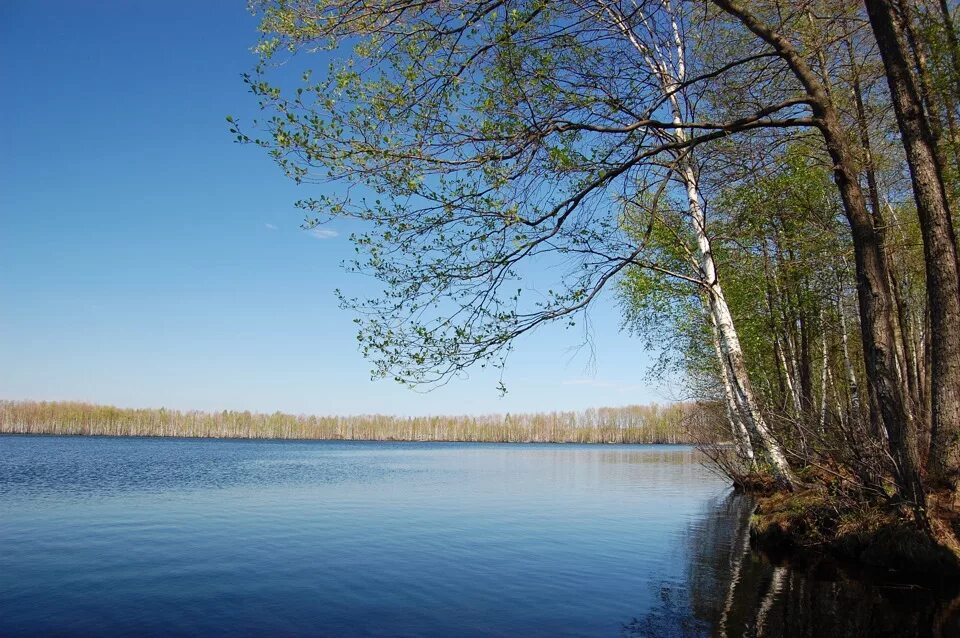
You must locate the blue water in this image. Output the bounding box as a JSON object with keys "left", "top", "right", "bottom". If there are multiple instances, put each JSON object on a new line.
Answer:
{"left": 0, "top": 436, "right": 956, "bottom": 637}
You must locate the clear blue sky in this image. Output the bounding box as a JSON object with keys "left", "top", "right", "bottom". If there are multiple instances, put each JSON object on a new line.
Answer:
{"left": 0, "top": 1, "right": 666, "bottom": 416}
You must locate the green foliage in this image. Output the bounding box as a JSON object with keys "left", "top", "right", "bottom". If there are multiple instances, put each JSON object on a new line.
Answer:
{"left": 237, "top": 0, "right": 787, "bottom": 389}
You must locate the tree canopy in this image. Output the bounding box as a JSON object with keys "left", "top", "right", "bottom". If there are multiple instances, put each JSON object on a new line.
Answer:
{"left": 238, "top": 0, "right": 813, "bottom": 388}
{"left": 239, "top": 0, "right": 960, "bottom": 534}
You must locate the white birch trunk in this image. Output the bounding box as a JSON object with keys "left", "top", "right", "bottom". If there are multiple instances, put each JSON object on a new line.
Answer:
{"left": 711, "top": 312, "right": 756, "bottom": 467}
{"left": 600, "top": 1, "right": 794, "bottom": 485}
{"left": 819, "top": 310, "right": 830, "bottom": 432}
{"left": 836, "top": 270, "right": 862, "bottom": 423}
{"left": 777, "top": 336, "right": 803, "bottom": 417}
{"left": 676, "top": 136, "right": 794, "bottom": 485}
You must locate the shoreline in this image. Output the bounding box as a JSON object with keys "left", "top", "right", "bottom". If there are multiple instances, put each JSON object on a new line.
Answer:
{"left": 747, "top": 485, "right": 960, "bottom": 583}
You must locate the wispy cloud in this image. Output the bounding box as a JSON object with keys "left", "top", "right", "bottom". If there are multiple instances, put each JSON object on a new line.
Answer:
{"left": 561, "top": 378, "right": 646, "bottom": 393}
{"left": 563, "top": 378, "right": 608, "bottom": 387}
{"left": 264, "top": 223, "right": 278, "bottom": 230}
{"left": 308, "top": 228, "right": 339, "bottom": 240}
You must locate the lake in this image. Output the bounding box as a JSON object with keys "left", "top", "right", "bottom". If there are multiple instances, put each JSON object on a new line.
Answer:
{"left": 0, "top": 436, "right": 957, "bottom": 637}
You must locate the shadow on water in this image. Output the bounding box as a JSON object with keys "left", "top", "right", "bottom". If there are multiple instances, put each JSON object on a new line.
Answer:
{"left": 624, "top": 491, "right": 960, "bottom": 638}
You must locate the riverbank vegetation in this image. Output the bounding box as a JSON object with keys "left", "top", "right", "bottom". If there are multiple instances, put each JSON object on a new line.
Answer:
{"left": 0, "top": 400, "right": 694, "bottom": 443}
{"left": 749, "top": 481, "right": 960, "bottom": 580}
{"left": 239, "top": 0, "right": 960, "bottom": 572}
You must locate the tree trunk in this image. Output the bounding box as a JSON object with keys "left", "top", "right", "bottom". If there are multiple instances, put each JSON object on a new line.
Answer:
{"left": 708, "top": 276, "right": 795, "bottom": 487}
{"left": 836, "top": 273, "right": 862, "bottom": 427}
{"left": 710, "top": 313, "right": 757, "bottom": 468}
{"left": 671, "top": 142, "right": 794, "bottom": 485}
{"left": 844, "top": 26, "right": 922, "bottom": 425}
{"left": 798, "top": 304, "right": 814, "bottom": 414}
{"left": 866, "top": 0, "right": 960, "bottom": 490}
{"left": 819, "top": 310, "right": 830, "bottom": 432}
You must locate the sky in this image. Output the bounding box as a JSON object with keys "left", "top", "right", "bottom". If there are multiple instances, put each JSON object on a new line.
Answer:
{"left": 0, "top": 1, "right": 668, "bottom": 416}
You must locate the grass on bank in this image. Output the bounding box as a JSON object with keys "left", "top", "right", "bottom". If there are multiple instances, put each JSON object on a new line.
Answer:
{"left": 0, "top": 400, "right": 697, "bottom": 444}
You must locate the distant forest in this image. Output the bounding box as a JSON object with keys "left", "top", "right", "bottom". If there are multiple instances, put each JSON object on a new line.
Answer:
{"left": 0, "top": 400, "right": 701, "bottom": 444}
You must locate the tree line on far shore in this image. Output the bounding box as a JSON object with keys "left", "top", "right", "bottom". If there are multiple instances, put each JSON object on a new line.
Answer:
{"left": 0, "top": 400, "right": 700, "bottom": 444}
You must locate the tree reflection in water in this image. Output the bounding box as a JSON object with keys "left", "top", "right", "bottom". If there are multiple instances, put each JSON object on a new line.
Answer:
{"left": 623, "top": 492, "right": 960, "bottom": 638}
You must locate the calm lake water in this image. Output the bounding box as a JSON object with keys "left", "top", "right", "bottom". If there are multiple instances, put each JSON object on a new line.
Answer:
{"left": 0, "top": 436, "right": 957, "bottom": 637}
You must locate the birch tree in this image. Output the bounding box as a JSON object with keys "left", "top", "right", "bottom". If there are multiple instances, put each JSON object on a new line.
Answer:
{"left": 595, "top": 0, "right": 792, "bottom": 482}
